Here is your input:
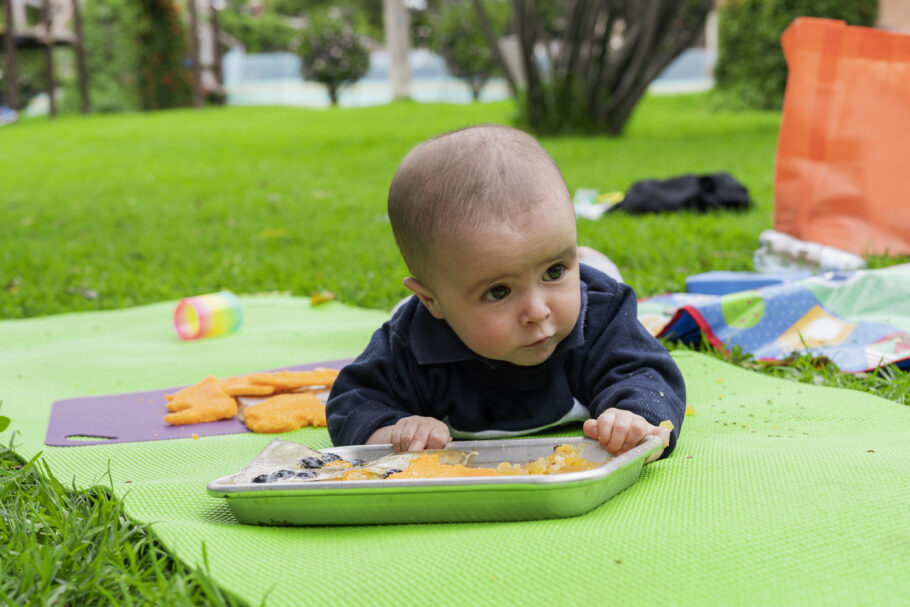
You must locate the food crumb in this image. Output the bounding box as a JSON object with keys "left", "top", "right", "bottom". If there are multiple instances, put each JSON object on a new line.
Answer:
{"left": 192, "top": 433, "right": 199, "bottom": 440}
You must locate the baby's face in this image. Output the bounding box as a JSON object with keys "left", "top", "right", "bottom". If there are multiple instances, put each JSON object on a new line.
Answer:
{"left": 424, "top": 197, "right": 580, "bottom": 367}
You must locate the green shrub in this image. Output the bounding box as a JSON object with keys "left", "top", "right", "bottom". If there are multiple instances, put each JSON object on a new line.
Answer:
{"left": 430, "top": 0, "right": 509, "bottom": 101}
{"left": 135, "top": 0, "right": 194, "bottom": 110}
{"left": 714, "top": 0, "right": 877, "bottom": 110}
{"left": 297, "top": 8, "right": 369, "bottom": 106}
{"left": 218, "top": 11, "right": 299, "bottom": 53}
{"left": 0, "top": 48, "right": 52, "bottom": 109}
{"left": 61, "top": 0, "right": 141, "bottom": 113}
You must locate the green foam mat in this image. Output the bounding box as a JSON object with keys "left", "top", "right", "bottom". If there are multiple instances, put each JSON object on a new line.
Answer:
{"left": 2, "top": 296, "right": 909, "bottom": 605}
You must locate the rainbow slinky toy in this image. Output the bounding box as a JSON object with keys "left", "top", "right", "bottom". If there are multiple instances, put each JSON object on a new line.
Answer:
{"left": 173, "top": 291, "right": 243, "bottom": 341}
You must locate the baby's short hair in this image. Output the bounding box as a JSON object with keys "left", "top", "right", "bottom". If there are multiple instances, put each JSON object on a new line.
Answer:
{"left": 388, "top": 124, "right": 569, "bottom": 280}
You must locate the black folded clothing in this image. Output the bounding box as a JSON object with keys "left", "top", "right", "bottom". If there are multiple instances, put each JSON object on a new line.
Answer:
{"left": 611, "top": 172, "right": 751, "bottom": 214}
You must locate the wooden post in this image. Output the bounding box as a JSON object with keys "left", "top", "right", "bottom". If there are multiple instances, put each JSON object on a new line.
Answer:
{"left": 71, "top": 0, "right": 90, "bottom": 113}
{"left": 3, "top": 0, "right": 19, "bottom": 110}
{"left": 187, "top": 0, "right": 203, "bottom": 107}
{"left": 42, "top": 0, "right": 56, "bottom": 117}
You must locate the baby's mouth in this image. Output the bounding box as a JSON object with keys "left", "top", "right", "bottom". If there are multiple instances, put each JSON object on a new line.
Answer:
{"left": 526, "top": 335, "right": 554, "bottom": 348}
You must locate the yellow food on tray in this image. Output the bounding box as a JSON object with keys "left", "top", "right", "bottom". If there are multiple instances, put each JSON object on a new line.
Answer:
{"left": 384, "top": 454, "right": 501, "bottom": 479}
{"left": 246, "top": 443, "right": 602, "bottom": 484}
{"left": 243, "top": 393, "right": 326, "bottom": 433}
{"left": 495, "top": 443, "right": 600, "bottom": 475}
{"left": 348, "top": 444, "right": 597, "bottom": 481}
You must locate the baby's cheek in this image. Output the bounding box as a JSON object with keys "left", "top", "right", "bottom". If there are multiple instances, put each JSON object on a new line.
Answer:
{"left": 465, "top": 319, "right": 512, "bottom": 356}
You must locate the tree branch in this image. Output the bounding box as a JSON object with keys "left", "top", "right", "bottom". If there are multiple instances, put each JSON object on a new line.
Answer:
{"left": 471, "top": 0, "right": 518, "bottom": 97}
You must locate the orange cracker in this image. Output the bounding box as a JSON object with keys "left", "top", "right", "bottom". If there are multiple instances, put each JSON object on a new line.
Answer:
{"left": 245, "top": 368, "right": 340, "bottom": 392}
{"left": 218, "top": 375, "right": 276, "bottom": 397}
{"left": 163, "top": 375, "right": 238, "bottom": 425}
{"left": 243, "top": 392, "right": 326, "bottom": 434}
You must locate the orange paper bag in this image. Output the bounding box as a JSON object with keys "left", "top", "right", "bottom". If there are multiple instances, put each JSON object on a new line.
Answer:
{"left": 774, "top": 17, "right": 910, "bottom": 256}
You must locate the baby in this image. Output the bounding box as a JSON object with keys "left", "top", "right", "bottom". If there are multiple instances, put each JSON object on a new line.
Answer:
{"left": 327, "top": 124, "right": 686, "bottom": 459}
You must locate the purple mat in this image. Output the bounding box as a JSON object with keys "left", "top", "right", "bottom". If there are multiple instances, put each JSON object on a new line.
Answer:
{"left": 45, "top": 360, "right": 351, "bottom": 447}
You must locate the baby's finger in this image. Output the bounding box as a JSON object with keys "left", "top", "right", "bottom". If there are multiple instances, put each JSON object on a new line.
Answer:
{"left": 399, "top": 423, "right": 423, "bottom": 451}
{"left": 395, "top": 419, "right": 421, "bottom": 452}
{"left": 426, "top": 424, "right": 451, "bottom": 449}
{"left": 602, "top": 413, "right": 631, "bottom": 455}
{"left": 582, "top": 418, "right": 599, "bottom": 439}
{"left": 621, "top": 417, "right": 653, "bottom": 453}
{"left": 390, "top": 422, "right": 406, "bottom": 452}
{"left": 648, "top": 424, "right": 671, "bottom": 448}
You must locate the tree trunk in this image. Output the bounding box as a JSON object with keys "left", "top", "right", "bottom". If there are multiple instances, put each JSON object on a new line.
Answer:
{"left": 470, "top": 0, "right": 518, "bottom": 97}
{"left": 42, "top": 0, "right": 56, "bottom": 117}
{"left": 501, "top": 0, "right": 712, "bottom": 136}
{"left": 383, "top": 0, "right": 411, "bottom": 100}
{"left": 3, "top": 0, "right": 18, "bottom": 110}
{"left": 71, "top": 0, "right": 91, "bottom": 114}
{"left": 187, "top": 0, "right": 204, "bottom": 107}
{"left": 210, "top": 0, "right": 224, "bottom": 102}
{"left": 513, "top": 0, "right": 547, "bottom": 129}
{"left": 469, "top": 79, "right": 482, "bottom": 101}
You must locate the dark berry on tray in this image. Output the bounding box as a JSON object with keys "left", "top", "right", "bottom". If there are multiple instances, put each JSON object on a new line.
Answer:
{"left": 252, "top": 474, "right": 270, "bottom": 483}
{"left": 271, "top": 469, "right": 296, "bottom": 481}
{"left": 350, "top": 458, "right": 366, "bottom": 466}
{"left": 295, "top": 470, "right": 317, "bottom": 478}
{"left": 382, "top": 469, "right": 403, "bottom": 479}
{"left": 320, "top": 453, "right": 342, "bottom": 463}
{"left": 299, "top": 456, "right": 324, "bottom": 469}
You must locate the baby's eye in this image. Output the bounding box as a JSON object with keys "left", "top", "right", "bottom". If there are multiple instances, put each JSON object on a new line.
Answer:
{"left": 543, "top": 264, "right": 566, "bottom": 281}
{"left": 482, "top": 285, "right": 511, "bottom": 301}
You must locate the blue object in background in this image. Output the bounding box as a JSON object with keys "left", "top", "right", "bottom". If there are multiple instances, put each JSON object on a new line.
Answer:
{"left": 685, "top": 270, "right": 812, "bottom": 295}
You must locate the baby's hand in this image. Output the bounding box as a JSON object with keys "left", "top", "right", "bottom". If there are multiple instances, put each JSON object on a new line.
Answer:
{"left": 583, "top": 408, "right": 669, "bottom": 459}
{"left": 388, "top": 415, "right": 451, "bottom": 452}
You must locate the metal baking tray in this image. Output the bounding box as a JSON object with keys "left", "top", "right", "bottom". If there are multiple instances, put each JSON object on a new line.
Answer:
{"left": 207, "top": 435, "right": 662, "bottom": 526}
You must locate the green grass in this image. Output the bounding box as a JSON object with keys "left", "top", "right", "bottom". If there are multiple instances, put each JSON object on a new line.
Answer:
{"left": 1, "top": 94, "right": 908, "bottom": 605}
{"left": 0, "top": 445, "right": 240, "bottom": 606}
{"left": 1, "top": 94, "right": 782, "bottom": 317}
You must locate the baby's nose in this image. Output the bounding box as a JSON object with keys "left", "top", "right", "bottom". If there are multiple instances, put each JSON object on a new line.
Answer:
{"left": 521, "top": 294, "right": 550, "bottom": 324}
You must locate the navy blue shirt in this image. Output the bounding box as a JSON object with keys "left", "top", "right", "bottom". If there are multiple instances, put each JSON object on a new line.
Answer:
{"left": 327, "top": 265, "right": 686, "bottom": 456}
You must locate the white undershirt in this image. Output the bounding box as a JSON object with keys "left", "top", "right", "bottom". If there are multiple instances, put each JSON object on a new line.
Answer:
{"left": 446, "top": 399, "right": 591, "bottom": 439}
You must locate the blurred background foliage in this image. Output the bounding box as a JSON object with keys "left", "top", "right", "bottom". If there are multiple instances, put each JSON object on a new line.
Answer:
{"left": 296, "top": 7, "right": 369, "bottom": 105}
{"left": 0, "top": 0, "right": 890, "bottom": 119}
{"left": 713, "top": 0, "right": 877, "bottom": 109}
{"left": 430, "top": 1, "right": 510, "bottom": 101}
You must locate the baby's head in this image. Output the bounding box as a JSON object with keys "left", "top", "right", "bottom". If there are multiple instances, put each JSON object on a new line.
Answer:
{"left": 388, "top": 124, "right": 573, "bottom": 282}
{"left": 388, "top": 125, "right": 581, "bottom": 366}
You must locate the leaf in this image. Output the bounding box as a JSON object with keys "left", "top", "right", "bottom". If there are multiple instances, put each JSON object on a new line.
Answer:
{"left": 0, "top": 416, "right": 9, "bottom": 432}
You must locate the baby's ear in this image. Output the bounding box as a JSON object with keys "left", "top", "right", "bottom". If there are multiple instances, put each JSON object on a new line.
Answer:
{"left": 402, "top": 277, "right": 444, "bottom": 319}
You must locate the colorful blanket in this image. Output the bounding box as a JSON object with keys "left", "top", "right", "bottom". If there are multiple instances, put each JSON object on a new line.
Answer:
{"left": 638, "top": 264, "right": 910, "bottom": 372}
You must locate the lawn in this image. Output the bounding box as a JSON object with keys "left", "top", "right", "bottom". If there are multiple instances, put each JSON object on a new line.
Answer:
{"left": 1, "top": 94, "right": 778, "bottom": 318}
{"left": 2, "top": 94, "right": 908, "bottom": 604}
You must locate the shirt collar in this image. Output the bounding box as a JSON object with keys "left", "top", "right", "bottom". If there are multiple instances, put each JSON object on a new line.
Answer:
{"left": 408, "top": 279, "right": 589, "bottom": 366}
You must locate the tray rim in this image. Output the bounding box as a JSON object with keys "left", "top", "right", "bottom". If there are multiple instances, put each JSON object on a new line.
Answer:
{"left": 206, "top": 435, "right": 662, "bottom": 497}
